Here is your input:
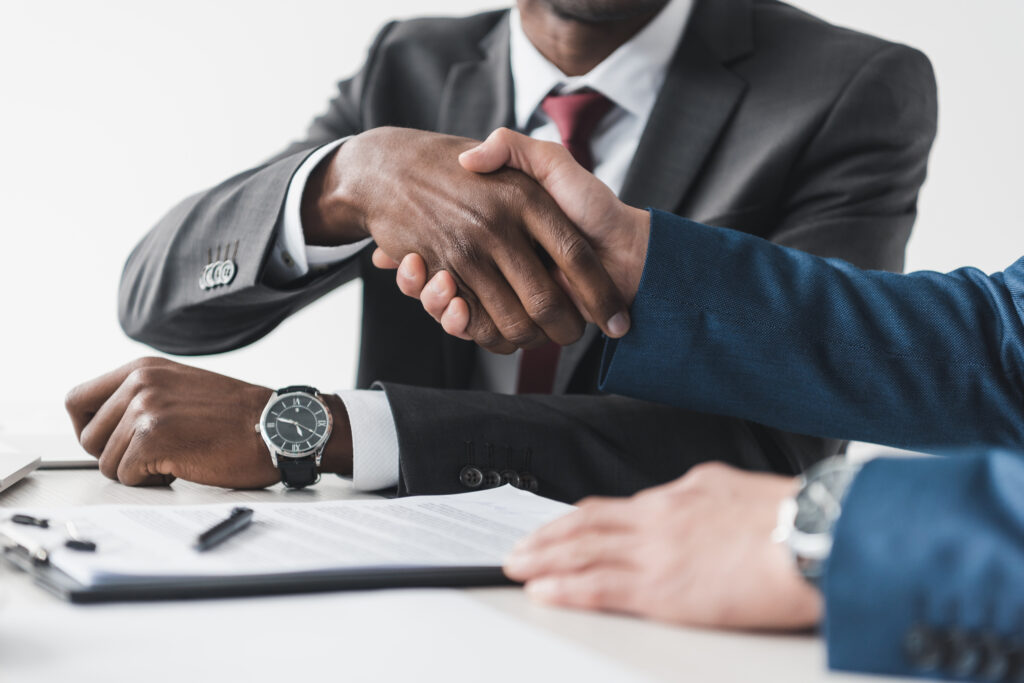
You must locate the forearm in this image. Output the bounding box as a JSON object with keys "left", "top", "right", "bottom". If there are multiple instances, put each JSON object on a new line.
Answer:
{"left": 601, "top": 211, "right": 1024, "bottom": 450}
{"left": 380, "top": 382, "right": 833, "bottom": 502}
{"left": 825, "top": 452, "right": 1024, "bottom": 678}
{"left": 118, "top": 151, "right": 368, "bottom": 355}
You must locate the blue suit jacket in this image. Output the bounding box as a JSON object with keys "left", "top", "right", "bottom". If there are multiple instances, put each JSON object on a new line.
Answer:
{"left": 599, "top": 210, "right": 1024, "bottom": 679}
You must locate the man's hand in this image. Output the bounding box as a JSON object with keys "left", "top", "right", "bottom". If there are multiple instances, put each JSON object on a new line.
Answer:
{"left": 503, "top": 462, "right": 822, "bottom": 631}
{"left": 64, "top": 357, "right": 352, "bottom": 488}
{"left": 374, "top": 128, "right": 651, "bottom": 343}
{"left": 303, "top": 126, "right": 631, "bottom": 353}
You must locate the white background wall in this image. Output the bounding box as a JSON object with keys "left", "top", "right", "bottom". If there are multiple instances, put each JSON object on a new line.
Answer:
{"left": 1, "top": 0, "right": 1022, "bottom": 418}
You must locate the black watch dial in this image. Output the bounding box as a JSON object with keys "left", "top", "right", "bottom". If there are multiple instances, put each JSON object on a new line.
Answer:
{"left": 262, "top": 393, "right": 330, "bottom": 457}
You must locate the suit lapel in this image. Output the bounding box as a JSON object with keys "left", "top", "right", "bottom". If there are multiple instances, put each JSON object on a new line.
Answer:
{"left": 437, "top": 14, "right": 515, "bottom": 388}
{"left": 619, "top": 0, "right": 752, "bottom": 211}
{"left": 436, "top": 13, "right": 515, "bottom": 141}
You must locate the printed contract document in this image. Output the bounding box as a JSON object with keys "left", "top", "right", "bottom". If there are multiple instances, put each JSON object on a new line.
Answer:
{"left": 1, "top": 486, "right": 573, "bottom": 601}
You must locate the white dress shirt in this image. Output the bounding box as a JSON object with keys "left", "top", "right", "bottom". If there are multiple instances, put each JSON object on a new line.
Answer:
{"left": 263, "top": 0, "right": 693, "bottom": 491}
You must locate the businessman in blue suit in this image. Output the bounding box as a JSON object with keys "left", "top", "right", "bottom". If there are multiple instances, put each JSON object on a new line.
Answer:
{"left": 388, "top": 129, "right": 1024, "bottom": 681}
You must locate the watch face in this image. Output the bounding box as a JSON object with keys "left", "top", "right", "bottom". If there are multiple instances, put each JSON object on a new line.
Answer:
{"left": 260, "top": 392, "right": 331, "bottom": 458}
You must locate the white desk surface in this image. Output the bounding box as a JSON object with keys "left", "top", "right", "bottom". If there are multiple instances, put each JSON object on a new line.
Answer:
{"left": 0, "top": 469, "right": 899, "bottom": 683}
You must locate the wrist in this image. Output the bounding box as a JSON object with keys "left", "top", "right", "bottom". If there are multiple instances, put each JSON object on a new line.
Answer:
{"left": 617, "top": 207, "right": 650, "bottom": 306}
{"left": 301, "top": 139, "right": 370, "bottom": 246}
{"left": 767, "top": 477, "right": 824, "bottom": 628}
{"left": 318, "top": 393, "right": 353, "bottom": 476}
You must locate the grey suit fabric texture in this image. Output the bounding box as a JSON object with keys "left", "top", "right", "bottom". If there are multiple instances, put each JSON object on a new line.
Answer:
{"left": 119, "top": 0, "right": 937, "bottom": 502}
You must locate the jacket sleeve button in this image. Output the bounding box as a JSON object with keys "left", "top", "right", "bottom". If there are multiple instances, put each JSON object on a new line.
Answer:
{"left": 500, "top": 469, "right": 521, "bottom": 487}
{"left": 976, "top": 635, "right": 1009, "bottom": 682}
{"left": 904, "top": 625, "right": 941, "bottom": 672}
{"left": 946, "top": 630, "right": 983, "bottom": 679}
{"left": 459, "top": 466, "right": 483, "bottom": 488}
{"left": 518, "top": 473, "right": 539, "bottom": 493}
{"left": 482, "top": 469, "right": 502, "bottom": 488}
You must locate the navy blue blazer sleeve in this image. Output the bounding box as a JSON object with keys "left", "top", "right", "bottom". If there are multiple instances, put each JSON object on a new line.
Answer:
{"left": 825, "top": 451, "right": 1024, "bottom": 679}
{"left": 600, "top": 210, "right": 1024, "bottom": 451}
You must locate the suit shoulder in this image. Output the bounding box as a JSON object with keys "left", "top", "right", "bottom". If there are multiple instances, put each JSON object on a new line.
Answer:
{"left": 376, "top": 10, "right": 507, "bottom": 60}
{"left": 751, "top": 0, "right": 932, "bottom": 76}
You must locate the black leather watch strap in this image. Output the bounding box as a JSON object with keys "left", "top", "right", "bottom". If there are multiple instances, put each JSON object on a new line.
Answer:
{"left": 276, "top": 385, "right": 318, "bottom": 395}
{"left": 278, "top": 456, "right": 320, "bottom": 489}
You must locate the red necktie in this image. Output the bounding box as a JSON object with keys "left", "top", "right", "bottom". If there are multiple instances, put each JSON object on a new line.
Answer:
{"left": 516, "top": 89, "right": 614, "bottom": 395}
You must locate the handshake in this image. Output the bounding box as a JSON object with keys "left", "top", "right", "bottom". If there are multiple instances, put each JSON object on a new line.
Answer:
{"left": 311, "top": 126, "right": 652, "bottom": 351}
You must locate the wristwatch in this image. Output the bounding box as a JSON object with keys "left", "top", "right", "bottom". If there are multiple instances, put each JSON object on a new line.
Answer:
{"left": 772, "top": 455, "right": 862, "bottom": 585}
{"left": 256, "top": 385, "right": 333, "bottom": 489}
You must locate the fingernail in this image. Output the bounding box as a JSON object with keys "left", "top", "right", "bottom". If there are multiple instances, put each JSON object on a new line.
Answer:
{"left": 606, "top": 312, "right": 630, "bottom": 337}
{"left": 503, "top": 552, "right": 529, "bottom": 575}
{"left": 429, "top": 278, "right": 446, "bottom": 295}
{"left": 458, "top": 147, "right": 480, "bottom": 161}
{"left": 525, "top": 579, "right": 560, "bottom": 601}
{"left": 398, "top": 263, "right": 413, "bottom": 280}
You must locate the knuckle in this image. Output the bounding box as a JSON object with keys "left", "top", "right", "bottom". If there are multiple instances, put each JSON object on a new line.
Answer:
{"left": 557, "top": 232, "right": 592, "bottom": 268}
{"left": 493, "top": 127, "right": 515, "bottom": 143}
{"left": 132, "top": 356, "right": 165, "bottom": 370}
{"left": 497, "top": 316, "right": 541, "bottom": 348}
{"left": 64, "top": 386, "right": 84, "bottom": 415}
{"left": 578, "top": 577, "right": 612, "bottom": 608}
{"left": 97, "top": 452, "right": 120, "bottom": 481}
{"left": 685, "top": 461, "right": 728, "bottom": 487}
{"left": 471, "top": 323, "right": 505, "bottom": 350}
{"left": 524, "top": 290, "right": 566, "bottom": 326}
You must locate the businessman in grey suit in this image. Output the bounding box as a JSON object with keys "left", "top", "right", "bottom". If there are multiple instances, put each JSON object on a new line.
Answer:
{"left": 69, "top": 0, "right": 937, "bottom": 499}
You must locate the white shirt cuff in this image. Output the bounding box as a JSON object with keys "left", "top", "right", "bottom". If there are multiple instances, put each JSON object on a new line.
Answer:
{"left": 264, "top": 137, "right": 373, "bottom": 285}
{"left": 337, "top": 389, "right": 400, "bottom": 491}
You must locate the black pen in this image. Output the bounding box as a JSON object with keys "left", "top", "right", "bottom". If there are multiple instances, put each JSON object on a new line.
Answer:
{"left": 193, "top": 507, "right": 254, "bottom": 552}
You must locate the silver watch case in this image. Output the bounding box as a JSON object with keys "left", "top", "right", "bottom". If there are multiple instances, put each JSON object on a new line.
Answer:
{"left": 255, "top": 389, "right": 333, "bottom": 468}
{"left": 773, "top": 455, "right": 861, "bottom": 582}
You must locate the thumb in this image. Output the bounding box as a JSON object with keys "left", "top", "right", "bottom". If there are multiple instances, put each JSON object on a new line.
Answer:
{"left": 459, "top": 129, "right": 515, "bottom": 174}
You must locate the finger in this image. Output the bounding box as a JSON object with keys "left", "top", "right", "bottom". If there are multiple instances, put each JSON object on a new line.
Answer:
{"left": 65, "top": 358, "right": 159, "bottom": 439}
{"left": 371, "top": 247, "right": 400, "bottom": 270}
{"left": 396, "top": 253, "right": 428, "bottom": 298}
{"left": 461, "top": 129, "right": 632, "bottom": 338}
{"left": 515, "top": 500, "right": 634, "bottom": 553}
{"left": 504, "top": 528, "right": 633, "bottom": 581}
{"left": 454, "top": 258, "right": 549, "bottom": 352}
{"left": 552, "top": 268, "right": 593, "bottom": 324}
{"left": 96, "top": 403, "right": 139, "bottom": 481}
{"left": 77, "top": 375, "right": 146, "bottom": 459}
{"left": 440, "top": 298, "right": 472, "bottom": 340}
{"left": 117, "top": 433, "right": 176, "bottom": 487}
{"left": 492, "top": 232, "right": 585, "bottom": 346}
{"left": 421, "top": 271, "right": 459, "bottom": 320}
{"left": 524, "top": 568, "right": 637, "bottom": 614}
{"left": 523, "top": 199, "right": 630, "bottom": 339}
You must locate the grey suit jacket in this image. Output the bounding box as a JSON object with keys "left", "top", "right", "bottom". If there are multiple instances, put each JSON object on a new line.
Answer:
{"left": 118, "top": 0, "right": 938, "bottom": 502}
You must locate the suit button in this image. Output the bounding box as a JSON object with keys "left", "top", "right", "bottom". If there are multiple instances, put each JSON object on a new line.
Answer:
{"left": 459, "top": 466, "right": 483, "bottom": 488}
{"left": 500, "top": 469, "right": 521, "bottom": 487}
{"left": 1006, "top": 643, "right": 1024, "bottom": 683}
{"left": 518, "top": 473, "right": 538, "bottom": 493}
{"left": 904, "top": 625, "right": 941, "bottom": 672}
{"left": 482, "top": 469, "right": 502, "bottom": 488}
{"left": 946, "top": 631, "right": 982, "bottom": 679}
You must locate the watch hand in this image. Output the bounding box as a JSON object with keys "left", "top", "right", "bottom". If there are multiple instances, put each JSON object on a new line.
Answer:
{"left": 276, "top": 417, "right": 307, "bottom": 436}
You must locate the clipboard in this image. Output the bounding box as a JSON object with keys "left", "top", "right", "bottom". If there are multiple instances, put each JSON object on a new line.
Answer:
{"left": 3, "top": 543, "right": 513, "bottom": 604}
{"left": 1, "top": 485, "right": 571, "bottom": 604}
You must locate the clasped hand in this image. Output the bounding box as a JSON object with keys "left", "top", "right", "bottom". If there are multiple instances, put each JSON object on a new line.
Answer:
{"left": 308, "top": 127, "right": 634, "bottom": 353}
{"left": 370, "top": 128, "right": 651, "bottom": 348}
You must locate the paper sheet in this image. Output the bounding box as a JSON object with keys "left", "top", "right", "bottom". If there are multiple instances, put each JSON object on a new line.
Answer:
{"left": 1, "top": 485, "right": 573, "bottom": 587}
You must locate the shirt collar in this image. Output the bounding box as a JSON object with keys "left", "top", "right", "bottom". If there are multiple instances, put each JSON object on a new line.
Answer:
{"left": 509, "top": 0, "right": 694, "bottom": 129}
